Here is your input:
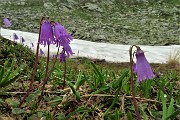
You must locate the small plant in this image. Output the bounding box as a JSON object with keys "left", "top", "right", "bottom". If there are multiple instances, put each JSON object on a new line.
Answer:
{"left": 129, "top": 45, "right": 155, "bottom": 120}
{"left": 20, "top": 16, "right": 74, "bottom": 106}
{"left": 0, "top": 59, "right": 25, "bottom": 88}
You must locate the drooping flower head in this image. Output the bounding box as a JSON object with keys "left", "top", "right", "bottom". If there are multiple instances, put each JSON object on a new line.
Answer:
{"left": 63, "top": 44, "right": 74, "bottom": 57}
{"left": 54, "top": 22, "right": 74, "bottom": 56}
{"left": 54, "top": 22, "right": 73, "bottom": 45}
{"left": 39, "top": 19, "right": 54, "bottom": 46}
{"left": 59, "top": 51, "right": 66, "bottom": 62}
{"left": 135, "top": 49, "right": 154, "bottom": 82}
{"left": 31, "top": 43, "right": 34, "bottom": 47}
{"left": 3, "top": 17, "right": 11, "bottom": 28}
{"left": 40, "top": 48, "right": 45, "bottom": 56}
{"left": 21, "top": 37, "right": 25, "bottom": 44}
{"left": 13, "top": 33, "right": 19, "bottom": 40}
{"left": 133, "top": 63, "right": 137, "bottom": 73}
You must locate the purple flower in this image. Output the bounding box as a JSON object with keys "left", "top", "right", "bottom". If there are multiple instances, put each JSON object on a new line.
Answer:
{"left": 31, "top": 43, "right": 34, "bottom": 47}
{"left": 40, "top": 49, "right": 45, "bottom": 56}
{"left": 3, "top": 17, "right": 11, "bottom": 28}
{"left": 22, "top": 37, "right": 25, "bottom": 43}
{"left": 63, "top": 44, "right": 74, "bottom": 57}
{"left": 54, "top": 22, "right": 73, "bottom": 56}
{"left": 59, "top": 52, "right": 66, "bottom": 62}
{"left": 135, "top": 49, "right": 154, "bottom": 82}
{"left": 54, "top": 22, "right": 73, "bottom": 45}
{"left": 13, "top": 33, "right": 19, "bottom": 40}
{"left": 40, "top": 19, "right": 54, "bottom": 46}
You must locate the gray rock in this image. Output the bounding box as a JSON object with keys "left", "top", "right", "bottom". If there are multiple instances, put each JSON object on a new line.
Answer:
{"left": 44, "top": 2, "right": 53, "bottom": 9}
{"left": 81, "top": 3, "right": 103, "bottom": 12}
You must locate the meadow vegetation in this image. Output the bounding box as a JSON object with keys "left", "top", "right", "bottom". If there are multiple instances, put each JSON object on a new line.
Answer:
{"left": 0, "top": 37, "right": 179, "bottom": 119}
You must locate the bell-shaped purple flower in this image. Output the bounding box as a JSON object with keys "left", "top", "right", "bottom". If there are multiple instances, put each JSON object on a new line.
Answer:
{"left": 54, "top": 22, "right": 73, "bottom": 45}
{"left": 31, "top": 43, "right": 34, "bottom": 47}
{"left": 135, "top": 49, "right": 154, "bottom": 82}
{"left": 21, "top": 37, "right": 25, "bottom": 43}
{"left": 40, "top": 49, "right": 45, "bottom": 56}
{"left": 133, "top": 63, "right": 137, "bottom": 73}
{"left": 59, "top": 52, "right": 66, "bottom": 62}
{"left": 63, "top": 44, "right": 74, "bottom": 57}
{"left": 3, "top": 17, "right": 11, "bottom": 28}
{"left": 40, "top": 19, "right": 54, "bottom": 46}
{"left": 54, "top": 22, "right": 73, "bottom": 56}
{"left": 13, "top": 33, "right": 19, "bottom": 40}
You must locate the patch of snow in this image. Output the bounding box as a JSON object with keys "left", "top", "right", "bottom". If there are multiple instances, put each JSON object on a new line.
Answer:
{"left": 1, "top": 28, "right": 180, "bottom": 63}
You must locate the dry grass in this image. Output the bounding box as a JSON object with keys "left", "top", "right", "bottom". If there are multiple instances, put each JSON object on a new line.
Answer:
{"left": 167, "top": 48, "right": 180, "bottom": 70}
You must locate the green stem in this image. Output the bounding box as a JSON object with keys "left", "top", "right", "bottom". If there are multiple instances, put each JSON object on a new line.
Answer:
{"left": 129, "top": 45, "right": 141, "bottom": 120}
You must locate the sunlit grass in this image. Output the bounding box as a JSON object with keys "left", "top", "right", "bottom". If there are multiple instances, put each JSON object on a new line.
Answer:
{"left": 167, "top": 48, "right": 180, "bottom": 70}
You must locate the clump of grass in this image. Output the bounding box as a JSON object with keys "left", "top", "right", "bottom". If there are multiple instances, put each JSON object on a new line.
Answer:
{"left": 167, "top": 48, "right": 180, "bottom": 70}
{"left": 0, "top": 36, "right": 35, "bottom": 81}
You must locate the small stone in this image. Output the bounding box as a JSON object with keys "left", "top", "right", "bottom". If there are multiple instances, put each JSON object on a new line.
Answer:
{"left": 44, "top": 2, "right": 53, "bottom": 9}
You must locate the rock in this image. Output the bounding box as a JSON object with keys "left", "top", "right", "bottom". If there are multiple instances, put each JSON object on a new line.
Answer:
{"left": 81, "top": 3, "right": 103, "bottom": 12}
{"left": 44, "top": 2, "right": 53, "bottom": 9}
{"left": 67, "top": 0, "right": 76, "bottom": 4}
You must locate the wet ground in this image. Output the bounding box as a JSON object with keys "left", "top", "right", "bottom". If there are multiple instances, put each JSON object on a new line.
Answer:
{"left": 0, "top": 0, "right": 179, "bottom": 45}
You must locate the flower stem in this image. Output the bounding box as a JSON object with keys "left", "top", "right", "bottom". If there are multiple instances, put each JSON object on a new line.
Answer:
{"left": 63, "top": 53, "right": 66, "bottom": 89}
{"left": 39, "top": 44, "right": 50, "bottom": 101}
{"left": 47, "top": 47, "right": 60, "bottom": 76}
{"left": 59, "top": 49, "right": 67, "bottom": 89}
{"left": 129, "top": 45, "right": 141, "bottom": 120}
{"left": 19, "top": 17, "right": 44, "bottom": 107}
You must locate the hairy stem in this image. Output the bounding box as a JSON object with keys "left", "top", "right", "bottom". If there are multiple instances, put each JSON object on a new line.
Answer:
{"left": 129, "top": 45, "right": 141, "bottom": 120}
{"left": 19, "top": 17, "right": 44, "bottom": 107}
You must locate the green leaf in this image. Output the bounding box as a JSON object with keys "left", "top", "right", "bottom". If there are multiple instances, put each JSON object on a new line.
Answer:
{"left": 2, "top": 73, "right": 20, "bottom": 87}
{"left": 165, "top": 108, "right": 180, "bottom": 120}
{"left": 0, "top": 59, "right": 25, "bottom": 87}
{"left": 161, "top": 91, "right": 167, "bottom": 119}
{"left": 167, "top": 98, "right": 174, "bottom": 116}
{"left": 91, "top": 62, "right": 104, "bottom": 86}
{"left": 127, "top": 111, "right": 133, "bottom": 120}
{"left": 74, "top": 71, "right": 86, "bottom": 90}
{"left": 104, "top": 78, "right": 123, "bottom": 117}
{"left": 0, "top": 67, "right": 5, "bottom": 82}
{"left": 93, "top": 85, "right": 110, "bottom": 94}
{"left": 56, "top": 113, "right": 64, "bottom": 120}
{"left": 114, "top": 109, "right": 121, "bottom": 120}
{"left": 26, "top": 90, "right": 41, "bottom": 102}
{"left": 12, "top": 108, "right": 24, "bottom": 115}
{"left": 49, "top": 96, "right": 62, "bottom": 107}
{"left": 68, "top": 81, "right": 80, "bottom": 101}
{"left": 0, "top": 98, "right": 4, "bottom": 103}
{"left": 140, "top": 105, "right": 148, "bottom": 120}
{"left": 2, "top": 59, "right": 15, "bottom": 83}
{"left": 111, "top": 70, "right": 129, "bottom": 89}
{"left": 66, "top": 106, "right": 91, "bottom": 119}
{"left": 37, "top": 111, "right": 43, "bottom": 118}
{"left": 169, "top": 84, "right": 173, "bottom": 100}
